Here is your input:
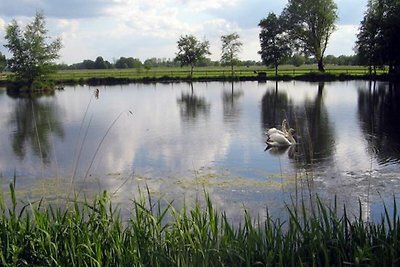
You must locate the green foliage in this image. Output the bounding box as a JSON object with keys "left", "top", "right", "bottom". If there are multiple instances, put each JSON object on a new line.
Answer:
{"left": 0, "top": 185, "right": 400, "bottom": 266}
{"left": 143, "top": 57, "right": 179, "bottom": 68}
{"left": 45, "top": 65, "right": 381, "bottom": 85}
{"left": 290, "top": 54, "right": 306, "bottom": 67}
{"left": 115, "top": 57, "right": 142, "bottom": 69}
{"left": 4, "top": 11, "right": 62, "bottom": 88}
{"left": 356, "top": 0, "right": 385, "bottom": 73}
{"left": 67, "top": 57, "right": 113, "bottom": 70}
{"left": 356, "top": 0, "right": 400, "bottom": 74}
{"left": 259, "top": 12, "right": 292, "bottom": 75}
{"left": 175, "top": 35, "right": 211, "bottom": 78}
{"left": 94, "top": 56, "right": 111, "bottom": 69}
{"left": 0, "top": 52, "right": 6, "bottom": 72}
{"left": 281, "top": 0, "right": 338, "bottom": 72}
{"left": 220, "top": 33, "right": 243, "bottom": 76}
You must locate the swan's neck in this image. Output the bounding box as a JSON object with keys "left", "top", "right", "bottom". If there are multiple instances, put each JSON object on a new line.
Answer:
{"left": 287, "top": 134, "right": 296, "bottom": 144}
{"left": 282, "top": 119, "right": 289, "bottom": 134}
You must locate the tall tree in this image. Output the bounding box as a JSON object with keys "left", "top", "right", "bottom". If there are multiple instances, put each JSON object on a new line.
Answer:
{"left": 220, "top": 33, "right": 243, "bottom": 77}
{"left": 175, "top": 35, "right": 210, "bottom": 78}
{"left": 355, "top": 0, "right": 385, "bottom": 74}
{"left": 258, "top": 12, "right": 291, "bottom": 75}
{"left": 381, "top": 0, "right": 400, "bottom": 74}
{"left": 281, "top": 0, "right": 338, "bottom": 72}
{"left": 4, "top": 11, "right": 62, "bottom": 88}
{"left": 356, "top": 0, "right": 400, "bottom": 74}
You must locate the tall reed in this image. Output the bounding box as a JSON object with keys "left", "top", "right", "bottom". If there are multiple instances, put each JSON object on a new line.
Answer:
{"left": 0, "top": 184, "right": 399, "bottom": 266}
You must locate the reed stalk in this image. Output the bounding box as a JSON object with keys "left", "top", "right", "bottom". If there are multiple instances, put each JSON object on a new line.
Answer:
{"left": 0, "top": 184, "right": 399, "bottom": 266}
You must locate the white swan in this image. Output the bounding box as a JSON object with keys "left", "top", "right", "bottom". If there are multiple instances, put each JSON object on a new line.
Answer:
{"left": 265, "top": 119, "right": 290, "bottom": 137}
{"left": 266, "top": 128, "right": 296, "bottom": 147}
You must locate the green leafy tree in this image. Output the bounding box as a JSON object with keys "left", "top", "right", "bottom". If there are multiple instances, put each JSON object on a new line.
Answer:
{"left": 356, "top": 0, "right": 400, "bottom": 74}
{"left": 383, "top": 0, "right": 400, "bottom": 74}
{"left": 220, "top": 33, "right": 243, "bottom": 77}
{"left": 94, "top": 56, "right": 110, "bottom": 69}
{"left": 0, "top": 52, "right": 6, "bottom": 72}
{"left": 291, "top": 54, "right": 306, "bottom": 67}
{"left": 175, "top": 35, "right": 211, "bottom": 78}
{"left": 259, "top": 12, "right": 291, "bottom": 75}
{"left": 115, "top": 57, "right": 142, "bottom": 69}
{"left": 355, "top": 0, "right": 385, "bottom": 74}
{"left": 281, "top": 0, "right": 338, "bottom": 72}
{"left": 4, "top": 11, "right": 62, "bottom": 88}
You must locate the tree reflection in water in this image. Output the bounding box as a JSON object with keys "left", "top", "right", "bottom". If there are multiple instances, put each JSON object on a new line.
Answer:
{"left": 222, "top": 82, "right": 243, "bottom": 124}
{"left": 261, "top": 81, "right": 295, "bottom": 129}
{"left": 177, "top": 83, "right": 210, "bottom": 122}
{"left": 295, "top": 82, "right": 335, "bottom": 167}
{"left": 261, "top": 81, "right": 335, "bottom": 169}
{"left": 358, "top": 81, "right": 400, "bottom": 164}
{"left": 8, "top": 93, "right": 64, "bottom": 164}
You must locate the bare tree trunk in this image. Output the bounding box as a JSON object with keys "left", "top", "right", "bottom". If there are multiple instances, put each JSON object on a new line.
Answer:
{"left": 318, "top": 58, "right": 325, "bottom": 72}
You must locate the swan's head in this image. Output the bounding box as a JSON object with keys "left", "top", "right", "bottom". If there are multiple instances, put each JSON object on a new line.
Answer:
{"left": 282, "top": 119, "right": 292, "bottom": 133}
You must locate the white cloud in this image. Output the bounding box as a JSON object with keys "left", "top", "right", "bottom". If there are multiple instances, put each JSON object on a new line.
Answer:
{"left": 178, "top": 0, "right": 240, "bottom": 11}
{"left": 0, "top": 18, "right": 4, "bottom": 31}
{"left": 56, "top": 19, "right": 80, "bottom": 39}
{"left": 326, "top": 24, "right": 359, "bottom": 56}
{"left": 0, "top": 0, "right": 368, "bottom": 63}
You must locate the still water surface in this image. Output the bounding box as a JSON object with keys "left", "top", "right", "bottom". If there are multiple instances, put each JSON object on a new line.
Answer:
{"left": 0, "top": 81, "right": 399, "bottom": 220}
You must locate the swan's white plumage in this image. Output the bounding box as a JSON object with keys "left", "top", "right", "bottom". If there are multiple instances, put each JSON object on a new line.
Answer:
{"left": 265, "top": 119, "right": 289, "bottom": 136}
{"left": 265, "top": 119, "right": 296, "bottom": 148}
{"left": 266, "top": 130, "right": 296, "bottom": 147}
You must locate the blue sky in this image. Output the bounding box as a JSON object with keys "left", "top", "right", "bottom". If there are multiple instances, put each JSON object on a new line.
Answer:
{"left": 0, "top": 0, "right": 368, "bottom": 64}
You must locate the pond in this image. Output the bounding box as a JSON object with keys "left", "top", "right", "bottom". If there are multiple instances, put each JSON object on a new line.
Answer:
{"left": 0, "top": 80, "right": 399, "bottom": 221}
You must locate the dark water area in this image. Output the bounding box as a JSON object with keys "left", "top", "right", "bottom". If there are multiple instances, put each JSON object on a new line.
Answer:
{"left": 0, "top": 80, "right": 399, "bottom": 221}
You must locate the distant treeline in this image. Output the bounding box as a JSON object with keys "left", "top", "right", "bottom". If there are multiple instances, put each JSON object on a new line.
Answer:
{"left": 56, "top": 54, "right": 359, "bottom": 70}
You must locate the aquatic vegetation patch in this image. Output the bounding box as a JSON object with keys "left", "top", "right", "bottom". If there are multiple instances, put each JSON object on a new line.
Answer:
{"left": 0, "top": 183, "right": 399, "bottom": 266}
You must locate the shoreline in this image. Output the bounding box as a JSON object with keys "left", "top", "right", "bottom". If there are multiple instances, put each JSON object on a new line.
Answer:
{"left": 56, "top": 72, "right": 400, "bottom": 86}
{"left": 1, "top": 72, "right": 398, "bottom": 88}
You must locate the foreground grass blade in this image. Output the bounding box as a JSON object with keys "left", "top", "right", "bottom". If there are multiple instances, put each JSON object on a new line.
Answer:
{"left": 0, "top": 184, "right": 399, "bottom": 266}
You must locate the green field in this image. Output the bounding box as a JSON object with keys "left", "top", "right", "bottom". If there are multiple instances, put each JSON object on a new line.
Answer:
{"left": 0, "top": 65, "right": 387, "bottom": 83}
{"left": 50, "top": 65, "right": 381, "bottom": 81}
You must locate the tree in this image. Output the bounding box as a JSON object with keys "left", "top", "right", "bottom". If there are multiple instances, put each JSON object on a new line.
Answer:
{"left": 175, "top": 35, "right": 211, "bottom": 78}
{"left": 94, "top": 56, "right": 109, "bottom": 69}
{"left": 290, "top": 54, "right": 306, "bottom": 67}
{"left": 221, "top": 33, "right": 243, "bottom": 77}
{"left": 355, "top": 0, "right": 385, "bottom": 74}
{"left": 0, "top": 52, "right": 6, "bottom": 72}
{"left": 115, "top": 57, "right": 142, "bottom": 69}
{"left": 259, "top": 12, "right": 291, "bottom": 75}
{"left": 356, "top": 0, "right": 400, "bottom": 74}
{"left": 4, "top": 11, "right": 62, "bottom": 88}
{"left": 281, "top": 0, "right": 338, "bottom": 72}
{"left": 382, "top": 0, "right": 400, "bottom": 74}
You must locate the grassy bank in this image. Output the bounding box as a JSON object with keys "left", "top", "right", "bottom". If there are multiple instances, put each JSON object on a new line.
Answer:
{"left": 50, "top": 65, "right": 388, "bottom": 84}
{"left": 0, "top": 65, "right": 391, "bottom": 86}
{"left": 1, "top": 183, "right": 399, "bottom": 266}
{"left": 49, "top": 65, "right": 379, "bottom": 80}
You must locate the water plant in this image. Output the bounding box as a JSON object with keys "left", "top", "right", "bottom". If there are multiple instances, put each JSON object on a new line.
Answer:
{"left": 0, "top": 183, "right": 399, "bottom": 266}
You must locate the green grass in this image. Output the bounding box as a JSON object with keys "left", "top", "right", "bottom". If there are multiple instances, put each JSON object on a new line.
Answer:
{"left": 1, "top": 65, "right": 385, "bottom": 83}
{"left": 1, "top": 183, "right": 399, "bottom": 266}
{"left": 47, "top": 65, "right": 380, "bottom": 81}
